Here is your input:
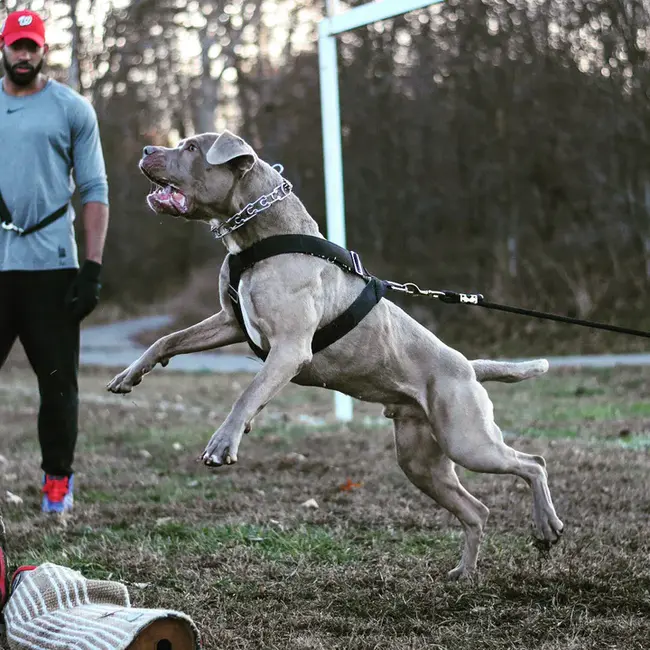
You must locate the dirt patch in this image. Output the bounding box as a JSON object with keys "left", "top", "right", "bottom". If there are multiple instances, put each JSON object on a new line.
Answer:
{"left": 0, "top": 366, "right": 648, "bottom": 649}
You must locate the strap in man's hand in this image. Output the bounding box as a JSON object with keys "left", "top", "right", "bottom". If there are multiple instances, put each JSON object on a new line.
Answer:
{"left": 0, "top": 188, "right": 68, "bottom": 236}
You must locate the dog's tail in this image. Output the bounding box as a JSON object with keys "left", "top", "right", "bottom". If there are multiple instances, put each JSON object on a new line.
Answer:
{"left": 471, "top": 359, "right": 549, "bottom": 383}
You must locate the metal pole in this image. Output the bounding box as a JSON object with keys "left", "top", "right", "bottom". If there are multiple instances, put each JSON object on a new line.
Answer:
{"left": 326, "top": 0, "right": 340, "bottom": 15}
{"left": 317, "top": 0, "right": 440, "bottom": 422}
{"left": 319, "top": 1, "right": 353, "bottom": 422}
{"left": 325, "top": 0, "right": 442, "bottom": 35}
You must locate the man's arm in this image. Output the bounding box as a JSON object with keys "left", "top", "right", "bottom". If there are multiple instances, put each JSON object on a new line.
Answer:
{"left": 71, "top": 96, "right": 110, "bottom": 265}
{"left": 82, "top": 201, "right": 109, "bottom": 264}
{"left": 64, "top": 96, "right": 110, "bottom": 321}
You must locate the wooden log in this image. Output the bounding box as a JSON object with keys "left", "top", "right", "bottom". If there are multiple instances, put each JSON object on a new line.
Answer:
{"left": 127, "top": 617, "right": 197, "bottom": 650}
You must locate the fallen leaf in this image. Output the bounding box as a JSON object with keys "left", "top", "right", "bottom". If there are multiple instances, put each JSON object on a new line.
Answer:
{"left": 301, "top": 498, "right": 319, "bottom": 509}
{"left": 339, "top": 478, "right": 362, "bottom": 492}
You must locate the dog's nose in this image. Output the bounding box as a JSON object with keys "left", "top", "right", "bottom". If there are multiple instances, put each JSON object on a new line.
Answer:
{"left": 143, "top": 146, "right": 156, "bottom": 156}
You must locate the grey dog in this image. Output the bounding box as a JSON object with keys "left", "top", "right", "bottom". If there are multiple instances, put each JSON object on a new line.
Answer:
{"left": 107, "top": 130, "right": 563, "bottom": 578}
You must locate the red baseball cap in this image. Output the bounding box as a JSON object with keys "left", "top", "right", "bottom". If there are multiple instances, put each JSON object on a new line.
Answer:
{"left": 0, "top": 10, "right": 46, "bottom": 47}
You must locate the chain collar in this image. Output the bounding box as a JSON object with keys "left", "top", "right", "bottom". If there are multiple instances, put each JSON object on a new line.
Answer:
{"left": 210, "top": 164, "right": 293, "bottom": 240}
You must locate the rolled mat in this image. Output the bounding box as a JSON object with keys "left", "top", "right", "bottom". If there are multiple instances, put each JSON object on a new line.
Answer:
{"left": 3, "top": 562, "right": 201, "bottom": 650}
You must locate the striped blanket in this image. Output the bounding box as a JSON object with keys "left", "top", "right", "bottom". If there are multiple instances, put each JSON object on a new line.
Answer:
{"left": 3, "top": 563, "right": 200, "bottom": 650}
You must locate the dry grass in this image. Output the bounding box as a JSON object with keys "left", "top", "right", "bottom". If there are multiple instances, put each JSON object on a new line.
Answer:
{"left": 0, "top": 362, "right": 649, "bottom": 649}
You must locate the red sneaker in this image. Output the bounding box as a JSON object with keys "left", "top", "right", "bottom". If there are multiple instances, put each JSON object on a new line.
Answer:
{"left": 41, "top": 473, "right": 74, "bottom": 514}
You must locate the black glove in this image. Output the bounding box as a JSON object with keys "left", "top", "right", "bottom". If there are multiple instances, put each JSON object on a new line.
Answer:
{"left": 65, "top": 260, "right": 102, "bottom": 321}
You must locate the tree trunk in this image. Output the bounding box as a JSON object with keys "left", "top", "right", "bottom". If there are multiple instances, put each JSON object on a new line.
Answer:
{"left": 68, "top": 0, "right": 80, "bottom": 91}
{"left": 191, "top": 26, "right": 218, "bottom": 134}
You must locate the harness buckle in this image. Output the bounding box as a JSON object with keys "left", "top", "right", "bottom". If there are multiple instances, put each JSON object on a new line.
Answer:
{"left": 227, "top": 284, "right": 239, "bottom": 304}
{"left": 350, "top": 251, "right": 366, "bottom": 277}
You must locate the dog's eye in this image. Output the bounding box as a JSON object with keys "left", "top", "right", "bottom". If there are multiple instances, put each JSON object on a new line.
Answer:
{"left": 186, "top": 143, "right": 197, "bottom": 153}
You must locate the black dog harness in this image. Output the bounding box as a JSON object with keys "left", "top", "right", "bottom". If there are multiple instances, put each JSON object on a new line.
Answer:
{"left": 227, "top": 234, "right": 388, "bottom": 361}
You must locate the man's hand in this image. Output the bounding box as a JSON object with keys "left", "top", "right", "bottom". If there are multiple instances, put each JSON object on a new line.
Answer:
{"left": 65, "top": 260, "right": 102, "bottom": 321}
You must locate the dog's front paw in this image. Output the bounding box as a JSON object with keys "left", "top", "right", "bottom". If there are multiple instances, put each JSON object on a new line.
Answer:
{"left": 106, "top": 355, "right": 158, "bottom": 394}
{"left": 106, "top": 367, "right": 136, "bottom": 394}
{"left": 200, "top": 427, "right": 242, "bottom": 467}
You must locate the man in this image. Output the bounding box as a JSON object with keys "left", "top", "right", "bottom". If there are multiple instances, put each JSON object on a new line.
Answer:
{"left": 0, "top": 9, "right": 109, "bottom": 514}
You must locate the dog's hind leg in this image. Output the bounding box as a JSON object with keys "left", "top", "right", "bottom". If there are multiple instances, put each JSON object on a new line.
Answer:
{"left": 388, "top": 405, "right": 490, "bottom": 580}
{"left": 426, "top": 362, "right": 564, "bottom": 547}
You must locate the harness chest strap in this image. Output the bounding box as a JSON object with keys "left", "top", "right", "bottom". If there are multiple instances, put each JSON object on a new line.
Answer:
{"left": 227, "top": 234, "right": 388, "bottom": 361}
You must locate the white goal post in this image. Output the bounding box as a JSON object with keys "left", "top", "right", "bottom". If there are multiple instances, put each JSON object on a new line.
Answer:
{"left": 318, "top": 0, "right": 444, "bottom": 421}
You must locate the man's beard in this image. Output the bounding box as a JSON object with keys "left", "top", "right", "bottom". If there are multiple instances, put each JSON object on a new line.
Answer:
{"left": 2, "top": 52, "right": 44, "bottom": 86}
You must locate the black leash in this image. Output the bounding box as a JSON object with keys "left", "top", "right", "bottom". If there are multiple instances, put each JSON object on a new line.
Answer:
{"left": 385, "top": 283, "right": 650, "bottom": 340}
{"left": 207, "top": 161, "right": 649, "bottom": 343}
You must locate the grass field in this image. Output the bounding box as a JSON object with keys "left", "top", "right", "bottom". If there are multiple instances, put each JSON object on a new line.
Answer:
{"left": 0, "top": 358, "right": 649, "bottom": 649}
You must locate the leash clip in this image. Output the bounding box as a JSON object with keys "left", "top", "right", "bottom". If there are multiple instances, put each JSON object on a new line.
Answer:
{"left": 1, "top": 222, "right": 24, "bottom": 235}
{"left": 385, "top": 281, "right": 445, "bottom": 298}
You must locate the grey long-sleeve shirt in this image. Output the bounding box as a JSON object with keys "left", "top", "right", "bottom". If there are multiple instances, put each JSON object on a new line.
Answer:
{"left": 0, "top": 78, "right": 109, "bottom": 270}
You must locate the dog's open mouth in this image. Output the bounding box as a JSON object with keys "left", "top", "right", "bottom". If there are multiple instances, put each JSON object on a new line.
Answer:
{"left": 146, "top": 182, "right": 189, "bottom": 216}
{"left": 140, "top": 163, "right": 191, "bottom": 216}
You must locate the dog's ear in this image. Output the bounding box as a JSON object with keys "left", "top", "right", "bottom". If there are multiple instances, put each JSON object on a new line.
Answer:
{"left": 206, "top": 130, "right": 257, "bottom": 174}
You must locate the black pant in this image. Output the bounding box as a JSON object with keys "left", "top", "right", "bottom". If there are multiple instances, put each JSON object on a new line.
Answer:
{"left": 0, "top": 270, "right": 79, "bottom": 477}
